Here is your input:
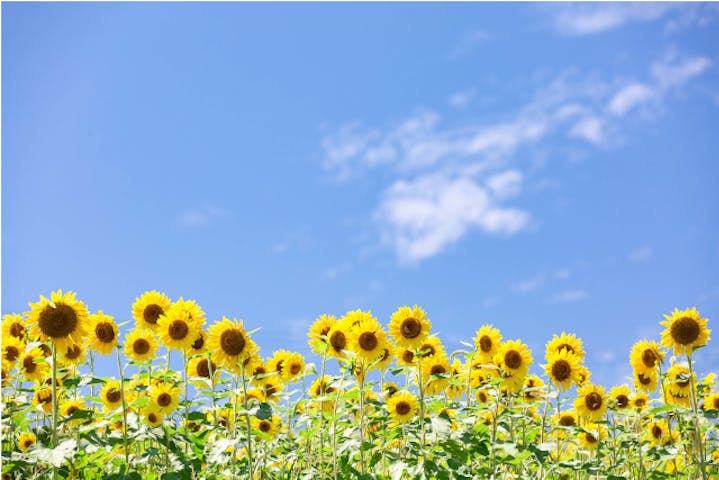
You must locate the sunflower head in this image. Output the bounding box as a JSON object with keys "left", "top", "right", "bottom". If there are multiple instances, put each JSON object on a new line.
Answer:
{"left": 608, "top": 384, "right": 632, "bottom": 410}
{"left": 143, "top": 407, "right": 164, "bottom": 427}
{"left": 578, "top": 423, "right": 605, "bottom": 451}
{"left": 421, "top": 355, "right": 452, "bottom": 395}
{"left": 494, "top": 339, "right": 532, "bottom": 375}
{"left": 100, "top": 380, "right": 124, "bottom": 412}
{"left": 702, "top": 392, "right": 719, "bottom": 412}
{"left": 388, "top": 305, "right": 431, "bottom": 349}
{"left": 17, "top": 432, "right": 36, "bottom": 452}
{"left": 27, "top": 290, "right": 89, "bottom": 353}
{"left": 387, "top": 390, "right": 418, "bottom": 424}
{"left": 157, "top": 306, "right": 203, "bottom": 352}
{"left": 124, "top": 328, "right": 159, "bottom": 363}
{"left": 60, "top": 342, "right": 86, "bottom": 367}
{"left": 666, "top": 362, "right": 694, "bottom": 398}
{"left": 132, "top": 291, "right": 171, "bottom": 331}
{"left": 544, "top": 348, "right": 581, "bottom": 391}
{"left": 2, "top": 337, "right": 23, "bottom": 365}
{"left": 545, "top": 332, "right": 585, "bottom": 361}
{"left": 150, "top": 382, "right": 181, "bottom": 415}
{"left": 632, "top": 391, "right": 649, "bottom": 411}
{"left": 523, "top": 374, "right": 546, "bottom": 402}
{"left": 347, "top": 316, "right": 389, "bottom": 363}
{"left": 3, "top": 314, "right": 27, "bottom": 343}
{"left": 188, "top": 356, "right": 218, "bottom": 381}
{"left": 189, "top": 330, "right": 207, "bottom": 354}
{"left": 633, "top": 366, "right": 659, "bottom": 393}
{"left": 61, "top": 398, "right": 88, "bottom": 426}
{"left": 417, "top": 336, "right": 446, "bottom": 360}
{"left": 326, "top": 318, "right": 352, "bottom": 360}
{"left": 20, "top": 348, "right": 50, "bottom": 383}
{"left": 207, "top": 317, "right": 256, "bottom": 373}
{"left": 660, "top": 307, "right": 711, "bottom": 356}
{"left": 32, "top": 386, "right": 54, "bottom": 413}
{"left": 629, "top": 339, "right": 665, "bottom": 375}
{"left": 252, "top": 415, "right": 281, "bottom": 439}
{"left": 280, "top": 352, "right": 305, "bottom": 383}
{"left": 574, "top": 384, "right": 607, "bottom": 421}
{"left": 308, "top": 314, "right": 337, "bottom": 354}
{"left": 474, "top": 325, "right": 503, "bottom": 362}
{"left": 87, "top": 311, "right": 119, "bottom": 356}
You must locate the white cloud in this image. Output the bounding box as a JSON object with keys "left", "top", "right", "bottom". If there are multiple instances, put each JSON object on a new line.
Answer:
{"left": 550, "top": 289, "right": 588, "bottom": 303}
{"left": 569, "top": 116, "right": 604, "bottom": 145}
{"left": 448, "top": 88, "right": 476, "bottom": 109}
{"left": 608, "top": 83, "right": 655, "bottom": 116}
{"left": 511, "top": 276, "right": 545, "bottom": 294}
{"left": 553, "top": 3, "right": 674, "bottom": 36}
{"left": 178, "top": 206, "right": 225, "bottom": 228}
{"left": 449, "top": 30, "right": 490, "bottom": 59}
{"left": 628, "top": 245, "right": 653, "bottom": 263}
{"left": 486, "top": 170, "right": 523, "bottom": 199}
{"left": 596, "top": 350, "right": 617, "bottom": 364}
{"left": 553, "top": 268, "right": 571, "bottom": 280}
{"left": 376, "top": 174, "right": 529, "bottom": 263}
{"left": 651, "top": 53, "right": 712, "bottom": 89}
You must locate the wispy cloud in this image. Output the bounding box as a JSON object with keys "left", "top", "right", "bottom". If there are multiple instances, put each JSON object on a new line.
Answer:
{"left": 550, "top": 289, "right": 588, "bottom": 303}
{"left": 511, "top": 275, "right": 545, "bottom": 294}
{"left": 178, "top": 205, "right": 225, "bottom": 228}
{"left": 449, "top": 30, "right": 490, "bottom": 59}
{"left": 448, "top": 88, "right": 476, "bottom": 109}
{"left": 608, "top": 83, "right": 654, "bottom": 117}
{"left": 628, "top": 245, "right": 653, "bottom": 263}
{"left": 552, "top": 3, "right": 676, "bottom": 36}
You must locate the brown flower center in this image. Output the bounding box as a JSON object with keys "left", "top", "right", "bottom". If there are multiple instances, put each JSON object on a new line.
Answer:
{"left": 585, "top": 432, "right": 597, "bottom": 444}
{"left": 651, "top": 425, "right": 663, "bottom": 439}
{"left": 402, "top": 350, "right": 415, "bottom": 363}
{"left": 196, "top": 359, "right": 215, "bottom": 378}
{"left": 400, "top": 318, "right": 422, "bottom": 339}
{"left": 358, "top": 332, "right": 378, "bottom": 351}
{"left": 191, "top": 335, "right": 205, "bottom": 350}
{"left": 258, "top": 420, "right": 271, "bottom": 432}
{"left": 616, "top": 394, "right": 629, "bottom": 408}
{"left": 713, "top": 397, "right": 719, "bottom": 410}
{"left": 157, "top": 393, "right": 172, "bottom": 407}
{"left": 585, "top": 392, "right": 603, "bottom": 411}
{"left": 66, "top": 405, "right": 78, "bottom": 416}
{"left": 559, "top": 415, "right": 575, "bottom": 427}
{"left": 330, "top": 331, "right": 346, "bottom": 352}
{"left": 551, "top": 359, "right": 571, "bottom": 382}
{"left": 133, "top": 339, "right": 150, "bottom": 355}
{"left": 635, "top": 398, "right": 646, "bottom": 407}
{"left": 265, "top": 384, "right": 277, "bottom": 397}
{"left": 39, "top": 344, "right": 51, "bottom": 357}
{"left": 220, "top": 328, "right": 246, "bottom": 356}
{"left": 106, "top": 388, "right": 121, "bottom": 404}
{"left": 676, "top": 375, "right": 690, "bottom": 388}
{"left": 148, "top": 412, "right": 158, "bottom": 423}
{"left": 168, "top": 320, "right": 189, "bottom": 340}
{"left": 638, "top": 373, "right": 652, "bottom": 385}
{"left": 143, "top": 304, "right": 164, "bottom": 325}
{"left": 38, "top": 304, "right": 78, "bottom": 338}
{"left": 430, "top": 364, "right": 446, "bottom": 375}
{"left": 9, "top": 322, "right": 24, "bottom": 339}
{"left": 641, "top": 348, "right": 658, "bottom": 368}
{"left": 477, "top": 391, "right": 488, "bottom": 403}
{"left": 65, "top": 344, "right": 82, "bottom": 360}
{"left": 95, "top": 322, "right": 115, "bottom": 343}
{"left": 385, "top": 385, "right": 397, "bottom": 396}
{"left": 504, "top": 350, "right": 523, "bottom": 370}
{"left": 670, "top": 316, "right": 700, "bottom": 345}
{"left": 395, "top": 401, "right": 411, "bottom": 415}
{"left": 4, "top": 346, "right": 19, "bottom": 362}
{"left": 22, "top": 439, "right": 34, "bottom": 449}
{"left": 23, "top": 356, "right": 37, "bottom": 373}
{"left": 290, "top": 363, "right": 302, "bottom": 375}
{"left": 478, "top": 335, "right": 493, "bottom": 353}
{"left": 557, "top": 343, "right": 575, "bottom": 354}
{"left": 419, "top": 344, "right": 435, "bottom": 358}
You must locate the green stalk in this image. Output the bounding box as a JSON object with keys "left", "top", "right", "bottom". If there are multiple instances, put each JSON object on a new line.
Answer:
{"left": 116, "top": 347, "right": 130, "bottom": 469}
{"left": 51, "top": 343, "right": 58, "bottom": 480}
{"left": 240, "top": 364, "right": 254, "bottom": 479}
{"left": 183, "top": 350, "right": 189, "bottom": 456}
{"left": 687, "top": 351, "right": 708, "bottom": 480}
{"left": 358, "top": 360, "right": 366, "bottom": 476}
{"left": 318, "top": 349, "right": 328, "bottom": 474}
{"left": 416, "top": 353, "right": 426, "bottom": 449}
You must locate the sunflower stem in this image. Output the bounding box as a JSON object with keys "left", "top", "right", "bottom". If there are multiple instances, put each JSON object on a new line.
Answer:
{"left": 318, "top": 349, "right": 327, "bottom": 474}
{"left": 240, "top": 365, "right": 254, "bottom": 480}
{"left": 182, "top": 351, "right": 189, "bottom": 456}
{"left": 116, "top": 347, "right": 130, "bottom": 469}
{"left": 51, "top": 343, "right": 58, "bottom": 480}
{"left": 415, "top": 353, "right": 426, "bottom": 453}
{"left": 358, "top": 360, "right": 366, "bottom": 476}
{"left": 687, "top": 351, "right": 708, "bottom": 480}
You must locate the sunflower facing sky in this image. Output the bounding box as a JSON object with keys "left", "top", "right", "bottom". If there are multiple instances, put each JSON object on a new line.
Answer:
{"left": 386, "top": 390, "right": 418, "bottom": 424}
{"left": 347, "top": 316, "right": 389, "bottom": 363}
{"left": 124, "top": 328, "right": 159, "bottom": 362}
{"left": 307, "top": 314, "right": 336, "bottom": 355}
{"left": 2, "top": 314, "right": 27, "bottom": 343}
{"left": 629, "top": 339, "right": 665, "bottom": 374}
{"left": 207, "top": 317, "right": 256, "bottom": 373}
{"left": 545, "top": 332, "right": 585, "bottom": 360}
{"left": 574, "top": 384, "right": 607, "bottom": 421}
{"left": 87, "top": 310, "right": 119, "bottom": 356}
{"left": 660, "top": 307, "right": 711, "bottom": 356}
{"left": 388, "top": 305, "right": 431, "bottom": 350}
{"left": 132, "top": 291, "right": 172, "bottom": 331}
{"left": 27, "top": 290, "right": 89, "bottom": 353}
{"left": 473, "top": 325, "right": 502, "bottom": 363}
{"left": 544, "top": 348, "right": 581, "bottom": 391}
{"left": 157, "top": 307, "right": 203, "bottom": 352}
{"left": 150, "top": 382, "right": 181, "bottom": 416}
{"left": 494, "top": 339, "right": 532, "bottom": 376}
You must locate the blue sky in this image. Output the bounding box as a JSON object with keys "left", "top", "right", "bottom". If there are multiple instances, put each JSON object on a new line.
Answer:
{"left": 3, "top": 2, "right": 719, "bottom": 386}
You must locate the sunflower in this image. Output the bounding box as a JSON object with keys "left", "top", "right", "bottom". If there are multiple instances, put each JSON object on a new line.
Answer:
{"left": 280, "top": 351, "right": 305, "bottom": 383}
{"left": 395, "top": 347, "right": 417, "bottom": 367}
{"left": 576, "top": 365, "right": 591, "bottom": 386}
{"left": 416, "top": 336, "right": 446, "bottom": 360}
{"left": 608, "top": 385, "right": 632, "bottom": 410}
{"left": 308, "top": 314, "right": 336, "bottom": 354}
{"left": 646, "top": 419, "right": 670, "bottom": 446}
{"left": 100, "top": 380, "right": 124, "bottom": 412}
{"left": 668, "top": 389, "right": 690, "bottom": 407}
{"left": 343, "top": 309, "right": 376, "bottom": 329}
{"left": 494, "top": 339, "right": 532, "bottom": 376}
{"left": 143, "top": 407, "right": 164, "bottom": 428}
{"left": 1, "top": 337, "right": 23, "bottom": 365}
{"left": 124, "top": 328, "right": 159, "bottom": 363}
{"left": 632, "top": 391, "right": 649, "bottom": 411}
{"left": 633, "top": 368, "right": 659, "bottom": 393}
{"left": 86, "top": 311, "right": 119, "bottom": 355}
{"left": 369, "top": 345, "right": 394, "bottom": 372}
{"left": 629, "top": 339, "right": 665, "bottom": 374}
{"left": 310, "top": 376, "right": 339, "bottom": 413}
{"left": 17, "top": 432, "right": 37, "bottom": 452}
{"left": 326, "top": 318, "right": 351, "bottom": 360}
{"left": 188, "top": 356, "right": 218, "bottom": 381}
{"left": 660, "top": 307, "right": 711, "bottom": 356}
{"left": 574, "top": 384, "right": 607, "bottom": 421}
{"left": 262, "top": 378, "right": 284, "bottom": 403}
{"left": 252, "top": 415, "right": 281, "bottom": 439}
{"left": 386, "top": 391, "right": 418, "bottom": 424}
{"left": 545, "top": 332, "right": 585, "bottom": 360}
{"left": 382, "top": 382, "right": 399, "bottom": 399}
{"left": 555, "top": 410, "right": 578, "bottom": 429}
{"left": 267, "top": 350, "right": 290, "bottom": 379}
{"left": 474, "top": 325, "right": 503, "bottom": 363}
{"left": 544, "top": 348, "right": 581, "bottom": 391}
{"left": 32, "top": 387, "right": 53, "bottom": 414}
{"left": 421, "top": 355, "right": 452, "bottom": 395}
{"left": 132, "top": 291, "right": 172, "bottom": 331}
{"left": 3, "top": 314, "right": 27, "bottom": 343}
{"left": 26, "top": 290, "right": 89, "bottom": 353}
{"left": 20, "top": 348, "right": 49, "bottom": 383}
{"left": 703, "top": 391, "right": 719, "bottom": 411}
{"left": 666, "top": 363, "right": 694, "bottom": 398}
{"left": 247, "top": 356, "right": 271, "bottom": 386}
{"left": 476, "top": 389, "right": 491, "bottom": 404}
{"left": 61, "top": 398, "right": 87, "bottom": 426}
{"left": 578, "top": 423, "right": 605, "bottom": 450}
{"left": 446, "top": 359, "right": 467, "bottom": 401}
{"left": 347, "top": 317, "right": 389, "bottom": 363}
{"left": 157, "top": 307, "right": 203, "bottom": 352}
{"left": 207, "top": 317, "right": 256, "bottom": 373}
{"left": 523, "top": 375, "right": 546, "bottom": 402}
{"left": 150, "top": 382, "right": 181, "bottom": 415}
{"left": 60, "top": 343, "right": 86, "bottom": 367}
{"left": 388, "top": 305, "right": 431, "bottom": 350}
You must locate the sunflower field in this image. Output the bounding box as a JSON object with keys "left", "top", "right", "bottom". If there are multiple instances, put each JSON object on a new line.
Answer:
{"left": 1, "top": 290, "right": 717, "bottom": 479}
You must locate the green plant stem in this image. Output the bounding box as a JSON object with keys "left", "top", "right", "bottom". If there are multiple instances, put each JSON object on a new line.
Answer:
{"left": 51, "top": 343, "right": 58, "bottom": 480}
{"left": 687, "top": 351, "right": 708, "bottom": 480}
{"left": 116, "top": 347, "right": 130, "bottom": 469}
{"left": 318, "top": 349, "right": 328, "bottom": 474}
{"left": 358, "top": 361, "right": 366, "bottom": 476}
{"left": 183, "top": 351, "right": 189, "bottom": 456}
{"left": 416, "top": 354, "right": 426, "bottom": 450}
{"left": 240, "top": 365, "right": 254, "bottom": 480}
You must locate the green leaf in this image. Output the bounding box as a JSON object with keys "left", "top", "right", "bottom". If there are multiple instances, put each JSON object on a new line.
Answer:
{"left": 254, "top": 402, "right": 272, "bottom": 420}
{"left": 103, "top": 474, "right": 142, "bottom": 480}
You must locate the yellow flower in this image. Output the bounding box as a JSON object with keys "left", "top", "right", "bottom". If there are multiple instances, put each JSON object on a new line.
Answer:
{"left": 124, "top": 328, "right": 159, "bottom": 362}
{"left": 494, "top": 339, "right": 532, "bottom": 376}
{"left": 143, "top": 407, "right": 163, "bottom": 427}
{"left": 60, "top": 343, "right": 86, "bottom": 367}
{"left": 309, "top": 376, "right": 339, "bottom": 413}
{"left": 632, "top": 391, "right": 649, "bottom": 411}
{"left": 608, "top": 385, "right": 632, "bottom": 410}
{"left": 132, "top": 291, "right": 172, "bottom": 331}
{"left": 262, "top": 378, "right": 284, "bottom": 403}
{"left": 1, "top": 336, "right": 23, "bottom": 365}
{"left": 446, "top": 359, "right": 467, "bottom": 401}
{"left": 17, "top": 432, "right": 37, "bottom": 452}
{"left": 20, "top": 348, "right": 49, "bottom": 383}
{"left": 474, "top": 325, "right": 502, "bottom": 363}
{"left": 575, "top": 364, "right": 591, "bottom": 386}
{"left": 578, "top": 423, "right": 605, "bottom": 450}
{"left": 347, "top": 316, "right": 389, "bottom": 363}
{"left": 149, "top": 382, "right": 180, "bottom": 415}
{"left": 660, "top": 307, "right": 710, "bottom": 356}
{"left": 382, "top": 382, "right": 399, "bottom": 399}
{"left": 629, "top": 340, "right": 665, "bottom": 374}
{"left": 416, "top": 335, "right": 446, "bottom": 360}
{"left": 544, "top": 348, "right": 581, "bottom": 391}
{"left": 703, "top": 391, "right": 719, "bottom": 411}
{"left": 307, "top": 314, "right": 336, "bottom": 354}
{"left": 545, "top": 332, "right": 585, "bottom": 360}
{"left": 574, "top": 384, "right": 607, "bottom": 421}
{"left": 395, "top": 347, "right": 417, "bottom": 367}
{"left": 2, "top": 313, "right": 27, "bottom": 343}
{"left": 100, "top": 380, "right": 124, "bottom": 412}
{"left": 252, "top": 415, "right": 281, "bottom": 439}
{"left": 26, "top": 290, "right": 89, "bottom": 353}
{"left": 646, "top": 419, "right": 671, "bottom": 446}
{"left": 633, "top": 367, "right": 659, "bottom": 393}
{"left": 188, "top": 329, "right": 207, "bottom": 355}
{"left": 666, "top": 363, "right": 694, "bottom": 398}
{"left": 388, "top": 305, "right": 431, "bottom": 349}
{"left": 32, "top": 387, "right": 53, "bottom": 414}
{"left": 555, "top": 410, "right": 578, "bottom": 429}
{"left": 207, "top": 317, "right": 256, "bottom": 373}
{"left": 187, "top": 356, "right": 218, "bottom": 382}
{"left": 157, "top": 306, "right": 203, "bottom": 352}
{"left": 61, "top": 398, "right": 87, "bottom": 426}
{"left": 87, "top": 311, "right": 119, "bottom": 355}
{"left": 476, "top": 389, "right": 491, "bottom": 404}
{"left": 386, "top": 391, "right": 418, "bottom": 424}
{"left": 280, "top": 351, "right": 305, "bottom": 383}
{"left": 326, "top": 317, "right": 352, "bottom": 360}
{"left": 421, "top": 355, "right": 452, "bottom": 395}
{"left": 523, "top": 375, "right": 546, "bottom": 402}
{"left": 246, "top": 356, "right": 271, "bottom": 386}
